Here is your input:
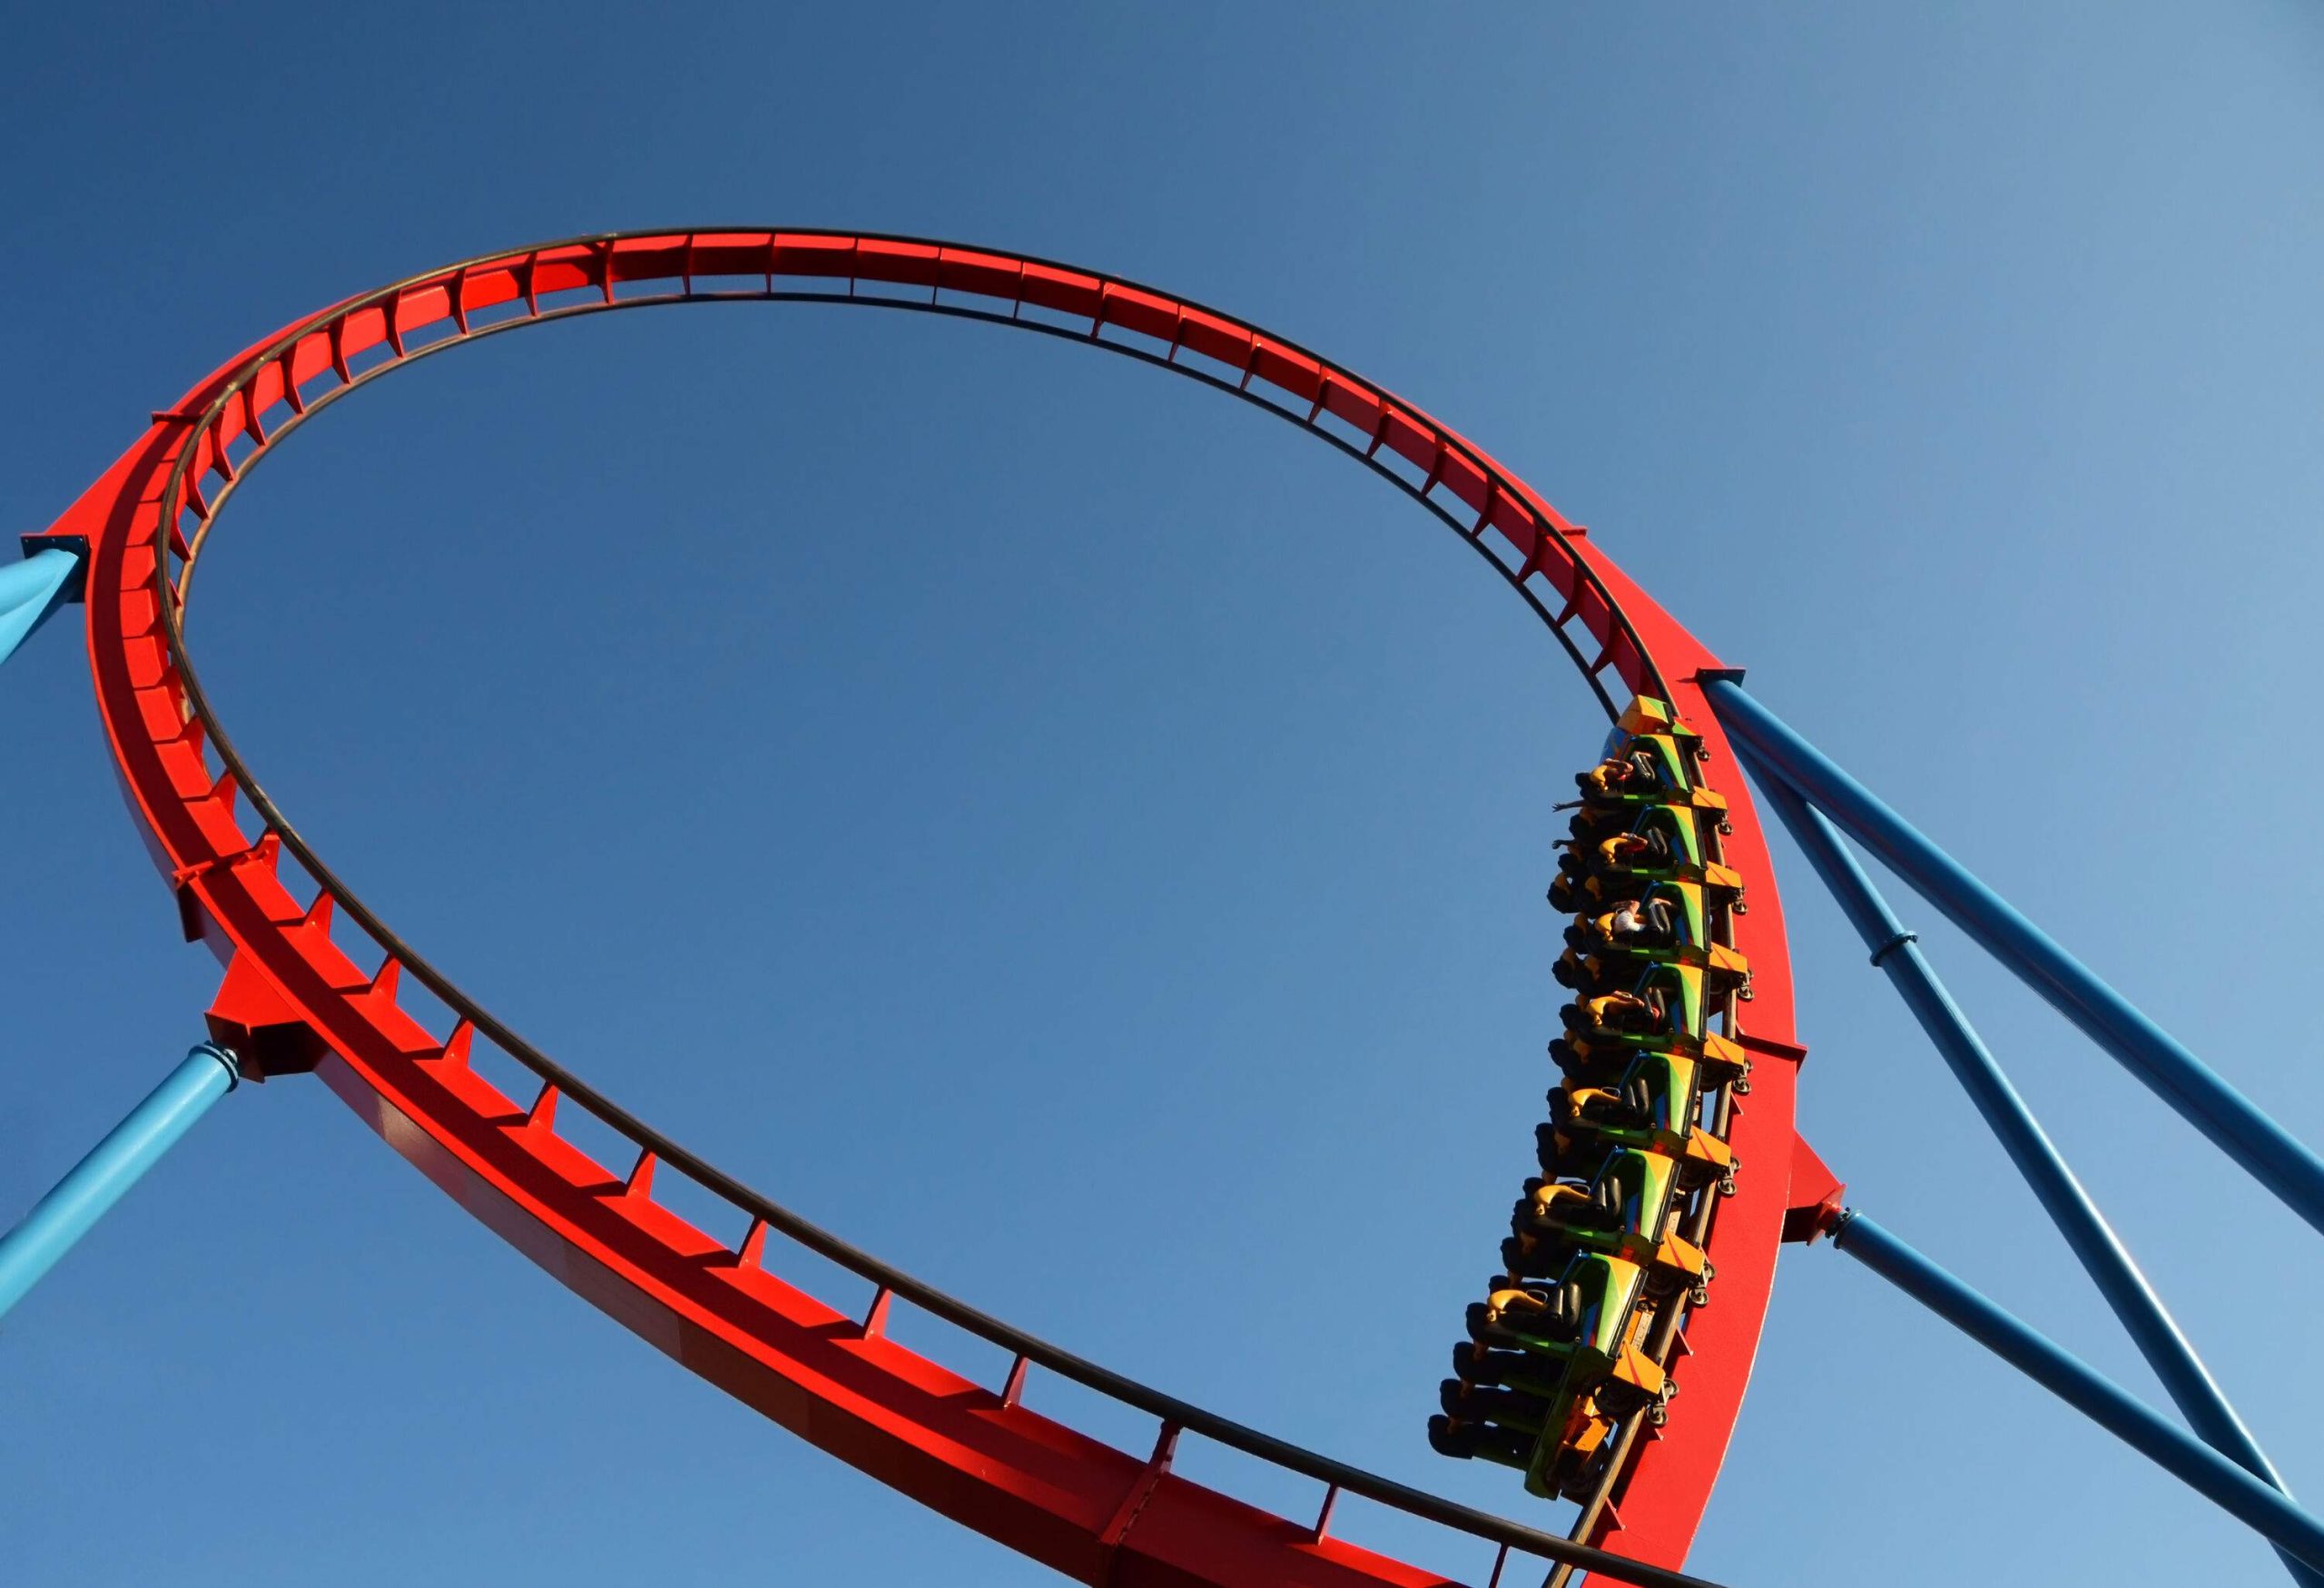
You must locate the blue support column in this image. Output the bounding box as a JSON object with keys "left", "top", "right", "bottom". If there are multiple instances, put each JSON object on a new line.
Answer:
{"left": 1831, "top": 1210, "right": 2324, "bottom": 1573}
{"left": 0, "top": 1043, "right": 241, "bottom": 1321}
{"left": 0, "top": 546, "right": 84, "bottom": 669}
{"left": 1702, "top": 676, "right": 2324, "bottom": 1237}
{"left": 1748, "top": 766, "right": 2320, "bottom": 1586}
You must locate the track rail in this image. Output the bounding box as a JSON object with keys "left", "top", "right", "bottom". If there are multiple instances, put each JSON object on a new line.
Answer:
{"left": 35, "top": 231, "right": 1810, "bottom": 1586}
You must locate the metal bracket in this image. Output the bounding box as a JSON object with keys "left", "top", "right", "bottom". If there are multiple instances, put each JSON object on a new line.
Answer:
{"left": 18, "top": 533, "right": 89, "bottom": 603}
{"left": 1868, "top": 929, "right": 1918, "bottom": 968}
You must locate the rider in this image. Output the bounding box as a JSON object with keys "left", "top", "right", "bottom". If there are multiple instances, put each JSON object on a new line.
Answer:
{"left": 1599, "top": 893, "right": 1680, "bottom": 950}
{"left": 1561, "top": 988, "right": 1667, "bottom": 1041}
{"left": 1575, "top": 747, "right": 1663, "bottom": 802}
{"left": 1596, "top": 825, "right": 1674, "bottom": 872}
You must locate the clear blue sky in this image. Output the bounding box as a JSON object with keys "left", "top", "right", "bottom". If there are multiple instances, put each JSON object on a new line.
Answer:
{"left": 5, "top": 5, "right": 2322, "bottom": 1584}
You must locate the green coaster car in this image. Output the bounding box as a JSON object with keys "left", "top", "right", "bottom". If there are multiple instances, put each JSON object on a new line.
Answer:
{"left": 1574, "top": 735, "right": 1685, "bottom": 801}
{"left": 1507, "top": 1149, "right": 1712, "bottom": 1305}
{"left": 1550, "top": 804, "right": 1740, "bottom": 912}
{"left": 1559, "top": 963, "right": 1708, "bottom": 1050}
{"left": 1549, "top": 1053, "right": 1734, "bottom": 1189}
{"left": 1554, "top": 962, "right": 1751, "bottom": 1093}
{"left": 1458, "top": 1252, "right": 1669, "bottom": 1498}
{"left": 1432, "top": 1368, "right": 1620, "bottom": 1501}
{"left": 1573, "top": 736, "right": 1727, "bottom": 816}
{"left": 1565, "top": 881, "right": 1750, "bottom": 990}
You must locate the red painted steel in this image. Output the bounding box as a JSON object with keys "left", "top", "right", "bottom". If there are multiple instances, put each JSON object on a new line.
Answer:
{"left": 34, "top": 232, "right": 1819, "bottom": 1585}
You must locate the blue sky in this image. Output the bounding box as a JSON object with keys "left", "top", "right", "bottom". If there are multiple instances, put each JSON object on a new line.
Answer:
{"left": 5, "top": 5, "right": 2323, "bottom": 1585}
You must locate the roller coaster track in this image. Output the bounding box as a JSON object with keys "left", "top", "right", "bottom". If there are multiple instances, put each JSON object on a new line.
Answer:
{"left": 32, "top": 232, "right": 1834, "bottom": 1588}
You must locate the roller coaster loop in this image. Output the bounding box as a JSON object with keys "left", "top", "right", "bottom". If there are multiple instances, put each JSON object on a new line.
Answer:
{"left": 4, "top": 230, "right": 2319, "bottom": 1587}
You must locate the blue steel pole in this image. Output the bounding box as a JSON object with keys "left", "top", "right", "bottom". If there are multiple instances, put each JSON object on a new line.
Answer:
{"left": 1702, "top": 676, "right": 2324, "bottom": 1237}
{"left": 0, "top": 546, "right": 83, "bottom": 669}
{"left": 1748, "top": 765, "right": 2322, "bottom": 1587}
{"left": 0, "top": 1043, "right": 241, "bottom": 1321}
{"left": 1830, "top": 1210, "right": 2324, "bottom": 1572}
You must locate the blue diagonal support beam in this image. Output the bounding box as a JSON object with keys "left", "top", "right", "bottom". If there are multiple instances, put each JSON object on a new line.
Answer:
{"left": 0, "top": 1043, "right": 241, "bottom": 1322}
{"left": 1831, "top": 1210, "right": 2324, "bottom": 1573}
{"left": 1748, "top": 764, "right": 2319, "bottom": 1587}
{"left": 0, "top": 545, "right": 84, "bottom": 670}
{"left": 1703, "top": 676, "right": 2324, "bottom": 1237}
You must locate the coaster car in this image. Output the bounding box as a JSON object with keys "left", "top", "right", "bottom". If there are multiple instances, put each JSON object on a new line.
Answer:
{"left": 1555, "top": 942, "right": 1747, "bottom": 1003}
{"left": 1461, "top": 1254, "right": 1669, "bottom": 1460}
{"left": 1500, "top": 1178, "right": 1606, "bottom": 1275}
{"left": 1561, "top": 987, "right": 1676, "bottom": 1043}
{"left": 1558, "top": 965, "right": 1753, "bottom": 1090}
{"left": 1433, "top": 1376, "right": 1621, "bottom": 1499}
{"left": 1463, "top": 1257, "right": 1658, "bottom": 1386}
{"left": 1551, "top": 810, "right": 1742, "bottom": 912}
{"left": 1575, "top": 735, "right": 1728, "bottom": 816}
{"left": 1559, "top": 966, "right": 1705, "bottom": 1050}
{"left": 1565, "top": 883, "right": 1750, "bottom": 989}
{"left": 1574, "top": 744, "right": 1677, "bottom": 803}
{"left": 1565, "top": 883, "right": 1692, "bottom": 956}
{"left": 1553, "top": 934, "right": 1699, "bottom": 996}
{"left": 1443, "top": 1340, "right": 1631, "bottom": 1501}
{"left": 1507, "top": 1149, "right": 1710, "bottom": 1304}
{"left": 1547, "top": 1054, "right": 1734, "bottom": 1188}
{"left": 1427, "top": 1383, "right": 1623, "bottom": 1501}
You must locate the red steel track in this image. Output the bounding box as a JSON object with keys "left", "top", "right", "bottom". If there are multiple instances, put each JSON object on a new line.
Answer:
{"left": 34, "top": 232, "right": 1830, "bottom": 1588}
